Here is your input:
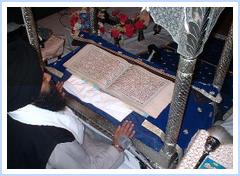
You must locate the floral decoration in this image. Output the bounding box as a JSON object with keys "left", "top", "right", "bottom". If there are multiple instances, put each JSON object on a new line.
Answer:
{"left": 135, "top": 20, "right": 145, "bottom": 30}
{"left": 95, "top": 9, "right": 151, "bottom": 45}
{"left": 118, "top": 13, "right": 128, "bottom": 25}
{"left": 124, "top": 24, "right": 136, "bottom": 38}
{"left": 111, "top": 28, "right": 121, "bottom": 38}
{"left": 70, "top": 8, "right": 91, "bottom": 34}
{"left": 109, "top": 11, "right": 148, "bottom": 43}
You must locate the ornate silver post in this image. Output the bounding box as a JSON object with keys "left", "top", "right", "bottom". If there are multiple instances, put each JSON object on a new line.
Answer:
{"left": 89, "top": 7, "right": 97, "bottom": 34}
{"left": 21, "top": 7, "right": 43, "bottom": 64}
{"left": 162, "top": 57, "right": 196, "bottom": 159}
{"left": 148, "top": 7, "right": 224, "bottom": 168}
{"left": 213, "top": 23, "right": 233, "bottom": 91}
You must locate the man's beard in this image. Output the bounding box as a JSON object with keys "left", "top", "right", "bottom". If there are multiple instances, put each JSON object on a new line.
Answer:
{"left": 33, "top": 81, "right": 66, "bottom": 111}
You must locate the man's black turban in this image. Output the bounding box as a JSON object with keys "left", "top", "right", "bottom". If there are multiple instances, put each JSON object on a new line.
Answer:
{"left": 7, "top": 38, "right": 43, "bottom": 112}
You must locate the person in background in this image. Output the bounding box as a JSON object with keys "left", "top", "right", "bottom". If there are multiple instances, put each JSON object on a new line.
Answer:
{"left": 7, "top": 38, "right": 135, "bottom": 169}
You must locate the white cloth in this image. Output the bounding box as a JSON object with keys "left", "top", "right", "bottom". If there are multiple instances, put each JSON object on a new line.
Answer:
{"left": 8, "top": 104, "right": 84, "bottom": 144}
{"left": 46, "top": 140, "right": 124, "bottom": 169}
{"left": 220, "top": 114, "right": 233, "bottom": 136}
{"left": 63, "top": 75, "right": 133, "bottom": 122}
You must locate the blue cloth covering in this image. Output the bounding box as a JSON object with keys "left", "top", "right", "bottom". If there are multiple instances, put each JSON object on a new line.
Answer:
{"left": 140, "top": 49, "right": 220, "bottom": 97}
{"left": 49, "top": 33, "right": 216, "bottom": 152}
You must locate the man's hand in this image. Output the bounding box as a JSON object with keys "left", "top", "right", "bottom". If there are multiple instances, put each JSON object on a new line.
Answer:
{"left": 112, "top": 120, "right": 135, "bottom": 152}
{"left": 55, "top": 81, "right": 65, "bottom": 97}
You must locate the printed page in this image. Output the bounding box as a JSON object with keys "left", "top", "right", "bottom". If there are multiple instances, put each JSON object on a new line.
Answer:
{"left": 64, "top": 44, "right": 131, "bottom": 89}
{"left": 107, "top": 65, "right": 174, "bottom": 117}
{"left": 108, "top": 65, "right": 169, "bottom": 106}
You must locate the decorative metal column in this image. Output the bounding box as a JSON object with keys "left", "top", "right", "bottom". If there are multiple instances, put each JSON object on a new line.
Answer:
{"left": 89, "top": 7, "right": 97, "bottom": 34}
{"left": 21, "top": 7, "right": 43, "bottom": 64}
{"left": 163, "top": 57, "right": 196, "bottom": 157}
{"left": 148, "top": 7, "right": 224, "bottom": 167}
{"left": 213, "top": 23, "right": 233, "bottom": 91}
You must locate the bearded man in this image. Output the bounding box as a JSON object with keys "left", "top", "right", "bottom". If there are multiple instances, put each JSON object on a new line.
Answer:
{"left": 7, "top": 38, "right": 135, "bottom": 169}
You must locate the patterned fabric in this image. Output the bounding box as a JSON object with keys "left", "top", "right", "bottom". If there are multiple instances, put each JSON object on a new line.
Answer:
{"left": 48, "top": 34, "right": 214, "bottom": 151}
{"left": 177, "top": 130, "right": 233, "bottom": 169}
{"left": 148, "top": 7, "right": 224, "bottom": 58}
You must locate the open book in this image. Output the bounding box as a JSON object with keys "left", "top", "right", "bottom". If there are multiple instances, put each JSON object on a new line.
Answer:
{"left": 64, "top": 44, "right": 174, "bottom": 118}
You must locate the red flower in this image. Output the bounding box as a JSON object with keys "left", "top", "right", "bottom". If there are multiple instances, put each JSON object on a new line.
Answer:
{"left": 70, "top": 15, "right": 79, "bottom": 27}
{"left": 135, "top": 20, "right": 145, "bottom": 30}
{"left": 111, "top": 28, "right": 120, "bottom": 38}
{"left": 112, "top": 10, "right": 120, "bottom": 17}
{"left": 124, "top": 24, "right": 135, "bottom": 38}
{"left": 118, "top": 13, "right": 128, "bottom": 24}
{"left": 99, "top": 26, "right": 105, "bottom": 34}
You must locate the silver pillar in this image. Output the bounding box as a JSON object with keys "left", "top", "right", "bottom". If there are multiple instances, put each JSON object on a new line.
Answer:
{"left": 213, "top": 23, "right": 233, "bottom": 91}
{"left": 21, "top": 7, "right": 43, "bottom": 63}
{"left": 159, "top": 8, "right": 218, "bottom": 167}
{"left": 162, "top": 57, "right": 197, "bottom": 164}
{"left": 89, "top": 7, "right": 97, "bottom": 34}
